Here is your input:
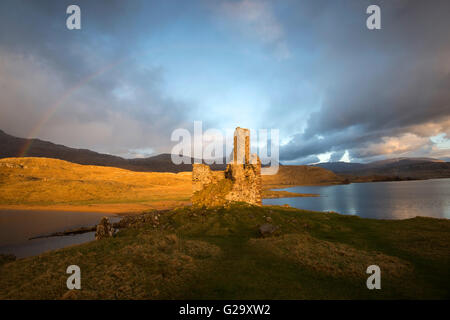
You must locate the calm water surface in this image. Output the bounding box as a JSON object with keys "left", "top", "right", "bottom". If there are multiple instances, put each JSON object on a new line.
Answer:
{"left": 263, "top": 178, "right": 450, "bottom": 220}
{"left": 0, "top": 210, "right": 120, "bottom": 258}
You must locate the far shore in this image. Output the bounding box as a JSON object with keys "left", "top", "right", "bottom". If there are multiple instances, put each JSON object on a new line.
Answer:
{"left": 0, "top": 189, "right": 319, "bottom": 214}
{"left": 262, "top": 189, "right": 319, "bottom": 199}
{"left": 3, "top": 157, "right": 446, "bottom": 216}
{"left": 0, "top": 201, "right": 191, "bottom": 215}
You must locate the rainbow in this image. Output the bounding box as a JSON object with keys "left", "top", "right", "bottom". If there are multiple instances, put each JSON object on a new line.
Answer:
{"left": 18, "top": 57, "right": 127, "bottom": 157}
{"left": 17, "top": 43, "right": 203, "bottom": 157}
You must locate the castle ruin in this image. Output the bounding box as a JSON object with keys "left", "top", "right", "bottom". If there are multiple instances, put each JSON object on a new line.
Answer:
{"left": 192, "top": 127, "right": 262, "bottom": 207}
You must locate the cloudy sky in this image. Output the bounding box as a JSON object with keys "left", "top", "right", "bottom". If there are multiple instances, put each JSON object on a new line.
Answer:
{"left": 0, "top": 0, "right": 449, "bottom": 163}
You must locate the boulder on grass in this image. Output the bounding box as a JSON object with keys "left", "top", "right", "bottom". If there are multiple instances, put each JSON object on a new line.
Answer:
{"left": 258, "top": 223, "right": 279, "bottom": 238}
{"left": 95, "top": 217, "right": 114, "bottom": 240}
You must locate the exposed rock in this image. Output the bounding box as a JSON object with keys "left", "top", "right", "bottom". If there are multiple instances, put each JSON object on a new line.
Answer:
{"left": 115, "top": 211, "right": 162, "bottom": 229}
{"left": 29, "top": 226, "right": 97, "bottom": 240}
{"left": 95, "top": 217, "right": 114, "bottom": 240}
{"left": 259, "top": 224, "right": 279, "bottom": 238}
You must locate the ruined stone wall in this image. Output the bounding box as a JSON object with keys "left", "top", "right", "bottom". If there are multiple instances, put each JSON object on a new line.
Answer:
{"left": 224, "top": 160, "right": 261, "bottom": 205}
{"left": 192, "top": 163, "right": 225, "bottom": 193}
{"left": 192, "top": 127, "right": 262, "bottom": 207}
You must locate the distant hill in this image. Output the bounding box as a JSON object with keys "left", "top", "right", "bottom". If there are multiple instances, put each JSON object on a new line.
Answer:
{"left": 262, "top": 165, "right": 346, "bottom": 187}
{"left": 313, "top": 162, "right": 366, "bottom": 172}
{"left": 2, "top": 129, "right": 449, "bottom": 180}
{"left": 314, "top": 157, "right": 450, "bottom": 180}
{"left": 0, "top": 129, "right": 225, "bottom": 172}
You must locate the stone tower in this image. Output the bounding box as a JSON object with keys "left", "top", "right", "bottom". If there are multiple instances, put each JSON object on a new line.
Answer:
{"left": 233, "top": 127, "right": 250, "bottom": 164}
{"left": 192, "top": 127, "right": 262, "bottom": 207}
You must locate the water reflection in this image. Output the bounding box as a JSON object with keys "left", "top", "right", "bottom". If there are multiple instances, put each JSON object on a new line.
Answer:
{"left": 263, "top": 178, "right": 450, "bottom": 220}
{"left": 0, "top": 210, "right": 120, "bottom": 258}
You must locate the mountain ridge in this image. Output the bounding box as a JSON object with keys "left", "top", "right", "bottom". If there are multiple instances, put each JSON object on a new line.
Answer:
{"left": 0, "top": 129, "right": 225, "bottom": 172}
{"left": 314, "top": 158, "right": 450, "bottom": 180}
{"left": 1, "top": 129, "right": 449, "bottom": 179}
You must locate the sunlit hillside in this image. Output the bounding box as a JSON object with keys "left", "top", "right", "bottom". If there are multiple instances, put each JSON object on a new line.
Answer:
{"left": 0, "top": 158, "right": 345, "bottom": 211}
{"left": 262, "top": 165, "right": 346, "bottom": 188}
{"left": 0, "top": 158, "right": 192, "bottom": 210}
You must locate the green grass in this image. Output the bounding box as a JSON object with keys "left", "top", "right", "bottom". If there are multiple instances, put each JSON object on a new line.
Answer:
{"left": 1, "top": 204, "right": 449, "bottom": 299}
{"left": 191, "top": 178, "right": 233, "bottom": 207}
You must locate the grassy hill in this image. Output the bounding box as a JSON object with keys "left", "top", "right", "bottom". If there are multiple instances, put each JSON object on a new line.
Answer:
{"left": 0, "top": 204, "right": 449, "bottom": 299}
{"left": 262, "top": 165, "right": 346, "bottom": 188}
{"left": 0, "top": 157, "right": 192, "bottom": 211}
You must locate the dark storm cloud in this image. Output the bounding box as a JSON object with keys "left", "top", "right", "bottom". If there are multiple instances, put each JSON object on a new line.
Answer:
{"left": 0, "top": 0, "right": 449, "bottom": 161}
{"left": 0, "top": 0, "right": 200, "bottom": 156}
{"left": 278, "top": 0, "right": 450, "bottom": 162}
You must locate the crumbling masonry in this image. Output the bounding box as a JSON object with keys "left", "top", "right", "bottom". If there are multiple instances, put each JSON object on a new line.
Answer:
{"left": 192, "top": 127, "right": 262, "bottom": 207}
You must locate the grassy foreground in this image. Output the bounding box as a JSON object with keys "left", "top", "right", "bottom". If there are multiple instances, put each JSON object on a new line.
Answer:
{"left": 1, "top": 204, "right": 449, "bottom": 299}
